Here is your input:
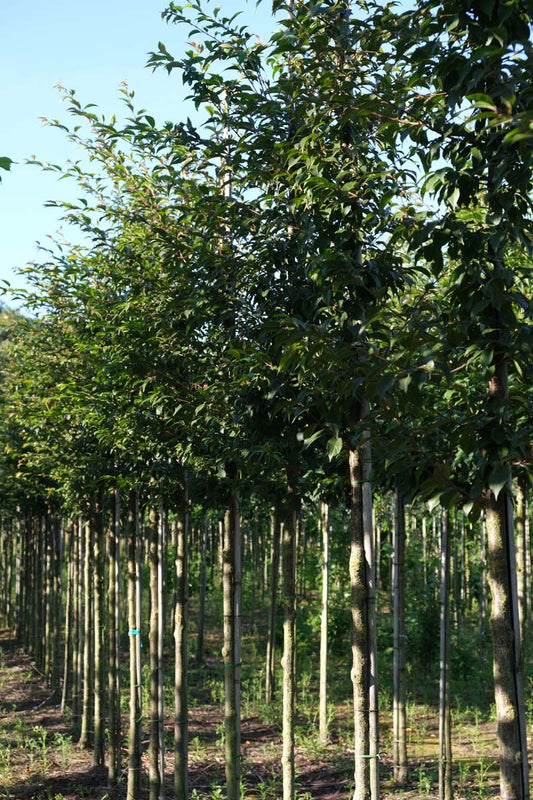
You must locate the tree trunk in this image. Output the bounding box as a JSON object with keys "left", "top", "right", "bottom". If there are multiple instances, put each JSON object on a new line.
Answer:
{"left": 149, "top": 505, "right": 162, "bottom": 800}
{"left": 515, "top": 481, "right": 527, "bottom": 646}
{"left": 319, "top": 500, "right": 329, "bottom": 744}
{"left": 195, "top": 510, "right": 207, "bottom": 667}
{"left": 349, "top": 447, "right": 370, "bottom": 800}
{"left": 72, "top": 518, "right": 83, "bottom": 729}
{"left": 79, "top": 520, "right": 93, "bottom": 749}
{"left": 282, "top": 506, "right": 297, "bottom": 800}
{"left": 480, "top": 511, "right": 488, "bottom": 650}
{"left": 108, "top": 493, "right": 121, "bottom": 785}
{"left": 175, "top": 486, "right": 189, "bottom": 800}
{"left": 266, "top": 509, "right": 281, "bottom": 704}
{"left": 486, "top": 488, "right": 529, "bottom": 799}
{"left": 93, "top": 506, "right": 105, "bottom": 768}
{"left": 223, "top": 488, "right": 242, "bottom": 800}
{"left": 484, "top": 352, "right": 529, "bottom": 800}
{"left": 158, "top": 503, "right": 166, "bottom": 800}
{"left": 393, "top": 488, "right": 407, "bottom": 786}
{"left": 127, "top": 494, "right": 142, "bottom": 800}
{"left": 61, "top": 525, "right": 74, "bottom": 714}
{"left": 439, "top": 511, "right": 452, "bottom": 800}
{"left": 362, "top": 424, "right": 379, "bottom": 800}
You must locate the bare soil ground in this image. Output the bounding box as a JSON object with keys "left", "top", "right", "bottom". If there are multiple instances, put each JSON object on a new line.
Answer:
{"left": 0, "top": 629, "right": 506, "bottom": 799}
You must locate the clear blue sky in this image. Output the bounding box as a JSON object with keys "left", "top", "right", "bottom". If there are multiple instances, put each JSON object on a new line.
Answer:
{"left": 0, "top": 1, "right": 274, "bottom": 302}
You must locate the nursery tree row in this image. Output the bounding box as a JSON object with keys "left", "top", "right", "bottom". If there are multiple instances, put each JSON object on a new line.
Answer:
{"left": 1, "top": 0, "right": 533, "bottom": 799}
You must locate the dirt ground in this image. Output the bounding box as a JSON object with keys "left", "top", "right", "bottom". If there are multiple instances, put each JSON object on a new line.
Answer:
{"left": 0, "top": 629, "right": 504, "bottom": 800}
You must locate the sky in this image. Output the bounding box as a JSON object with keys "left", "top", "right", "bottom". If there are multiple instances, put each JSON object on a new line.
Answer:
{"left": 0, "top": 0, "right": 275, "bottom": 303}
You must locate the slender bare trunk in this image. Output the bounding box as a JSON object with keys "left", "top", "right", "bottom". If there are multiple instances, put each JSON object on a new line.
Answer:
{"left": 485, "top": 354, "right": 529, "bottom": 800}
{"left": 175, "top": 486, "right": 189, "bottom": 800}
{"left": 149, "top": 505, "right": 162, "bottom": 800}
{"left": 158, "top": 503, "right": 166, "bottom": 800}
{"left": 93, "top": 506, "right": 105, "bottom": 767}
{"left": 319, "top": 501, "right": 329, "bottom": 743}
{"left": 195, "top": 511, "right": 207, "bottom": 667}
{"left": 439, "top": 511, "right": 452, "bottom": 800}
{"left": 362, "top": 424, "right": 379, "bottom": 800}
{"left": 108, "top": 494, "right": 121, "bottom": 785}
{"left": 79, "top": 520, "right": 93, "bottom": 749}
{"left": 223, "top": 488, "right": 241, "bottom": 800}
{"left": 515, "top": 482, "right": 527, "bottom": 645}
{"left": 393, "top": 488, "right": 407, "bottom": 786}
{"left": 127, "top": 494, "right": 142, "bottom": 800}
{"left": 350, "top": 448, "right": 370, "bottom": 800}
{"left": 282, "top": 506, "right": 296, "bottom": 800}
{"left": 266, "top": 509, "right": 281, "bottom": 704}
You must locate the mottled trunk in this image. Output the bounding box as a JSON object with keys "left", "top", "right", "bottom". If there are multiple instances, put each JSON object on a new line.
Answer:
{"left": 223, "top": 490, "right": 241, "bottom": 800}
{"left": 79, "top": 520, "right": 93, "bottom": 749}
{"left": 108, "top": 494, "right": 121, "bottom": 785}
{"left": 485, "top": 354, "right": 529, "bottom": 800}
{"left": 265, "top": 510, "right": 281, "bottom": 704}
{"left": 282, "top": 507, "right": 297, "bottom": 800}
{"left": 393, "top": 488, "right": 407, "bottom": 786}
{"left": 158, "top": 503, "right": 165, "bottom": 800}
{"left": 480, "top": 512, "right": 488, "bottom": 649}
{"left": 319, "top": 501, "right": 329, "bottom": 744}
{"left": 175, "top": 488, "right": 189, "bottom": 800}
{"left": 72, "top": 518, "right": 83, "bottom": 728}
{"left": 93, "top": 507, "right": 105, "bottom": 767}
{"left": 362, "top": 424, "right": 379, "bottom": 800}
{"left": 149, "top": 505, "right": 162, "bottom": 800}
{"left": 61, "top": 526, "right": 74, "bottom": 714}
{"left": 349, "top": 448, "right": 370, "bottom": 800}
{"left": 515, "top": 482, "right": 527, "bottom": 646}
{"left": 486, "top": 490, "right": 529, "bottom": 799}
{"left": 439, "top": 511, "right": 452, "bottom": 800}
{"left": 195, "top": 511, "right": 207, "bottom": 667}
{"left": 127, "top": 494, "right": 142, "bottom": 800}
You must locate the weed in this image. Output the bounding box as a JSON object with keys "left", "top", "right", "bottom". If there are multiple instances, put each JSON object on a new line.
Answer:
{"left": 207, "top": 677, "right": 225, "bottom": 705}
{"left": 190, "top": 735, "right": 207, "bottom": 759}
{"left": 475, "top": 758, "right": 494, "bottom": 800}
{"left": 458, "top": 761, "right": 470, "bottom": 785}
{"left": 208, "top": 782, "right": 224, "bottom": 800}
{"left": 26, "top": 724, "right": 49, "bottom": 769}
{"left": 256, "top": 770, "right": 281, "bottom": 800}
{"left": 215, "top": 719, "right": 225, "bottom": 747}
{"left": 415, "top": 763, "right": 432, "bottom": 795}
{"left": 52, "top": 731, "right": 73, "bottom": 767}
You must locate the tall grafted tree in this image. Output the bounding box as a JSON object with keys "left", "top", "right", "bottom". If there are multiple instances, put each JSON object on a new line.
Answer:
{"left": 401, "top": 0, "right": 533, "bottom": 794}
{"left": 222, "top": 475, "right": 242, "bottom": 800}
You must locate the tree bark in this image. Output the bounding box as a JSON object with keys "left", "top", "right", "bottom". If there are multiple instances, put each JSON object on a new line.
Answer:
{"left": 93, "top": 505, "right": 105, "bottom": 768}
{"left": 484, "top": 353, "right": 529, "bottom": 800}
{"left": 79, "top": 520, "right": 93, "bottom": 749}
{"left": 439, "top": 511, "right": 452, "bottom": 800}
{"left": 223, "top": 488, "right": 242, "bottom": 800}
{"left": 349, "top": 447, "right": 370, "bottom": 800}
{"left": 282, "top": 506, "right": 297, "bottom": 800}
{"left": 149, "top": 505, "right": 162, "bottom": 800}
{"left": 515, "top": 481, "right": 527, "bottom": 646}
{"left": 175, "top": 486, "right": 189, "bottom": 800}
{"left": 362, "top": 425, "right": 379, "bottom": 800}
{"left": 266, "top": 509, "right": 281, "bottom": 704}
{"left": 108, "top": 493, "right": 121, "bottom": 785}
{"left": 61, "top": 525, "right": 74, "bottom": 715}
{"left": 127, "top": 494, "right": 142, "bottom": 800}
{"left": 392, "top": 488, "right": 407, "bottom": 786}
{"left": 195, "top": 510, "right": 207, "bottom": 667}
{"left": 319, "top": 500, "right": 329, "bottom": 744}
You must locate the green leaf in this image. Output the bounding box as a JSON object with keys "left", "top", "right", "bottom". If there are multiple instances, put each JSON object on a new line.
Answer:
{"left": 0, "top": 157, "right": 13, "bottom": 172}
{"left": 326, "top": 436, "right": 343, "bottom": 461}
{"left": 488, "top": 463, "right": 509, "bottom": 499}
